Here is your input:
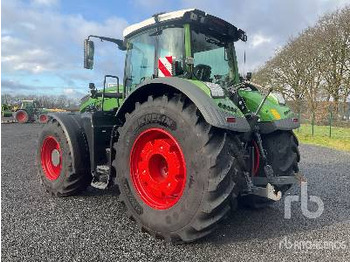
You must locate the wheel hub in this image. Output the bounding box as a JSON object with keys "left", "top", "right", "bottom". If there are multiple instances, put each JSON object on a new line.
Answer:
{"left": 130, "top": 128, "right": 186, "bottom": 210}
{"left": 51, "top": 149, "right": 60, "bottom": 167}
{"left": 41, "top": 136, "right": 62, "bottom": 180}
{"left": 40, "top": 115, "right": 48, "bottom": 123}
{"left": 16, "top": 112, "right": 26, "bottom": 122}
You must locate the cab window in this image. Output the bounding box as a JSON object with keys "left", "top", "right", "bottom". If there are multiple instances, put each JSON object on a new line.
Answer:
{"left": 125, "top": 27, "right": 184, "bottom": 93}
{"left": 125, "top": 33, "right": 155, "bottom": 92}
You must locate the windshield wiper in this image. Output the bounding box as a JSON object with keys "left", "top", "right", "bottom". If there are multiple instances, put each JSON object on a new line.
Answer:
{"left": 205, "top": 37, "right": 224, "bottom": 46}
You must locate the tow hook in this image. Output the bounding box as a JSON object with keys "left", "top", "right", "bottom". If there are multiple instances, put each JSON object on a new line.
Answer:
{"left": 251, "top": 183, "right": 282, "bottom": 201}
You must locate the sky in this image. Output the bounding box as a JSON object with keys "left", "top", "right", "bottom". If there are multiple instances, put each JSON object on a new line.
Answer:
{"left": 2, "top": 0, "right": 350, "bottom": 98}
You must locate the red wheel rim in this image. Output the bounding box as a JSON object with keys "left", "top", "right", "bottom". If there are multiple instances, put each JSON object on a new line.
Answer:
{"left": 252, "top": 140, "right": 260, "bottom": 176}
{"left": 16, "top": 111, "right": 27, "bottom": 123}
{"left": 130, "top": 128, "right": 186, "bottom": 210}
{"left": 40, "top": 136, "right": 62, "bottom": 180}
{"left": 40, "top": 115, "right": 48, "bottom": 123}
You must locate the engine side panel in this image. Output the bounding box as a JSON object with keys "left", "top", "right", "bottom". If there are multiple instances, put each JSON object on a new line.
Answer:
{"left": 238, "top": 90, "right": 300, "bottom": 133}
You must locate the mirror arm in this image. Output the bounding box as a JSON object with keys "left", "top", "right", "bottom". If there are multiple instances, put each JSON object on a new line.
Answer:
{"left": 88, "top": 35, "right": 126, "bottom": 50}
{"left": 93, "top": 92, "right": 122, "bottom": 99}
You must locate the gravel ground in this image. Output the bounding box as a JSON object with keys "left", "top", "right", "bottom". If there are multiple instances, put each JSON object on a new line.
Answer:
{"left": 2, "top": 123, "right": 350, "bottom": 262}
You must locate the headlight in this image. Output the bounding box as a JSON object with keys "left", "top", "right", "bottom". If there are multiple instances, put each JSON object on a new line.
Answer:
{"left": 205, "top": 82, "right": 225, "bottom": 98}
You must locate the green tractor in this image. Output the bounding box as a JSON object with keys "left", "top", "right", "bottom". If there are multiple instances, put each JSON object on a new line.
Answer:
{"left": 1, "top": 104, "right": 13, "bottom": 117}
{"left": 15, "top": 100, "right": 49, "bottom": 124}
{"left": 37, "top": 9, "right": 301, "bottom": 243}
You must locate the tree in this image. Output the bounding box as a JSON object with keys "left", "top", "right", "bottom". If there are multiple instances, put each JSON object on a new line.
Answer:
{"left": 253, "top": 6, "right": 350, "bottom": 123}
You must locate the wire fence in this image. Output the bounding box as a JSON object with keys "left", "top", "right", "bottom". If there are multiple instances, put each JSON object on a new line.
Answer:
{"left": 288, "top": 101, "right": 350, "bottom": 138}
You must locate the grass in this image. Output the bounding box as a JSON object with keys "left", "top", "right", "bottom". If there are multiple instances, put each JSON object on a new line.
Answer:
{"left": 294, "top": 124, "right": 350, "bottom": 152}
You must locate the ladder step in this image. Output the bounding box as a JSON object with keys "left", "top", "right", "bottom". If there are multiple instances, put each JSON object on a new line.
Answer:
{"left": 91, "top": 165, "right": 110, "bottom": 189}
{"left": 91, "top": 181, "right": 108, "bottom": 190}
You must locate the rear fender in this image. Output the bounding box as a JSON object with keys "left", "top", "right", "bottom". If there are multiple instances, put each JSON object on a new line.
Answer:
{"left": 116, "top": 78, "right": 250, "bottom": 133}
{"left": 47, "top": 112, "right": 90, "bottom": 173}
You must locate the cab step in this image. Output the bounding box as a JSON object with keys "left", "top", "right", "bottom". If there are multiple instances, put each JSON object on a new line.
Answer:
{"left": 91, "top": 165, "right": 110, "bottom": 189}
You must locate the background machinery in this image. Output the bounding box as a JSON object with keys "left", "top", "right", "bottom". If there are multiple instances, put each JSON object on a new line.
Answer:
{"left": 14, "top": 100, "right": 49, "bottom": 124}
{"left": 1, "top": 104, "right": 14, "bottom": 117}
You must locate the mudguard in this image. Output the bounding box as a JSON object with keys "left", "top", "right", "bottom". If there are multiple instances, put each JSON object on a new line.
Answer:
{"left": 238, "top": 90, "right": 300, "bottom": 134}
{"left": 258, "top": 118, "right": 300, "bottom": 134}
{"left": 47, "top": 112, "right": 90, "bottom": 172}
{"left": 117, "top": 78, "right": 251, "bottom": 133}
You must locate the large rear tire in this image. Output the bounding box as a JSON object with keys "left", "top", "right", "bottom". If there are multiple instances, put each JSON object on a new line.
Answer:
{"left": 113, "top": 95, "right": 245, "bottom": 243}
{"left": 240, "top": 130, "right": 300, "bottom": 208}
{"left": 37, "top": 120, "right": 92, "bottom": 196}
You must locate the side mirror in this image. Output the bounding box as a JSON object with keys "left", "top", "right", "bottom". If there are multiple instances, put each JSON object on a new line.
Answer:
{"left": 89, "top": 83, "right": 97, "bottom": 98}
{"left": 246, "top": 72, "right": 252, "bottom": 80}
{"left": 84, "top": 39, "right": 94, "bottom": 69}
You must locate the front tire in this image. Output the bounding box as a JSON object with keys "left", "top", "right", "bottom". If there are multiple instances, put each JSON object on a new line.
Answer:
{"left": 37, "top": 120, "right": 91, "bottom": 196}
{"left": 262, "top": 130, "right": 300, "bottom": 189}
{"left": 113, "top": 95, "right": 245, "bottom": 242}
{"left": 39, "top": 114, "right": 49, "bottom": 124}
{"left": 240, "top": 130, "right": 300, "bottom": 208}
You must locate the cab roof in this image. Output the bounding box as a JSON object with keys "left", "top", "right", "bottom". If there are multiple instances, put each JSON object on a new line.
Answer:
{"left": 122, "top": 9, "right": 247, "bottom": 42}
{"left": 123, "top": 9, "right": 195, "bottom": 38}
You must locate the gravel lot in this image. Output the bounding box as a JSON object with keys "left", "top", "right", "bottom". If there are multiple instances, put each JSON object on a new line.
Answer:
{"left": 2, "top": 123, "right": 350, "bottom": 261}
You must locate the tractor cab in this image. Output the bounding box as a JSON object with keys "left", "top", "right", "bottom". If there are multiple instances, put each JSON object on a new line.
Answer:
{"left": 122, "top": 9, "right": 247, "bottom": 92}
{"left": 84, "top": 9, "right": 247, "bottom": 101}
{"left": 20, "top": 100, "right": 37, "bottom": 109}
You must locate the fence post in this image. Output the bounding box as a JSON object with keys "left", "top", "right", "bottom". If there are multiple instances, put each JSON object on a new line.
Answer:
{"left": 298, "top": 109, "right": 301, "bottom": 133}
{"left": 329, "top": 107, "right": 332, "bottom": 138}
{"left": 311, "top": 111, "right": 315, "bottom": 137}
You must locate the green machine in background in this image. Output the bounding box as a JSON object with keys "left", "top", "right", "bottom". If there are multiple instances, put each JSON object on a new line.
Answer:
{"left": 14, "top": 100, "right": 49, "bottom": 124}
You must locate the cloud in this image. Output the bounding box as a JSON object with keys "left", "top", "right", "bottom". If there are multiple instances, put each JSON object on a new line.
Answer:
{"left": 131, "top": 0, "right": 167, "bottom": 9}
{"left": 63, "top": 88, "right": 74, "bottom": 95}
{"left": 179, "top": 0, "right": 350, "bottom": 71}
{"left": 62, "top": 88, "right": 87, "bottom": 100}
{"left": 1, "top": 79, "right": 45, "bottom": 93}
{"left": 2, "top": 0, "right": 350, "bottom": 96}
{"left": 251, "top": 34, "right": 272, "bottom": 48}
{"left": 31, "top": 0, "right": 59, "bottom": 7}
{"left": 2, "top": 0, "right": 128, "bottom": 95}
{"left": 1, "top": 79, "right": 86, "bottom": 99}
{"left": 2, "top": 36, "right": 60, "bottom": 73}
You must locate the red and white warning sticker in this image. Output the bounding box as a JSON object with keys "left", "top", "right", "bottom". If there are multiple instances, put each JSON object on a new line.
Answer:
{"left": 158, "top": 56, "right": 173, "bottom": 77}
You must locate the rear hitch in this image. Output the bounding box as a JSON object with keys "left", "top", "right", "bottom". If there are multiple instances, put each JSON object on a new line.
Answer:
{"left": 241, "top": 171, "right": 281, "bottom": 201}
{"left": 242, "top": 172, "right": 306, "bottom": 201}
{"left": 251, "top": 183, "right": 282, "bottom": 201}
{"left": 251, "top": 172, "right": 306, "bottom": 186}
